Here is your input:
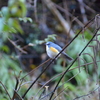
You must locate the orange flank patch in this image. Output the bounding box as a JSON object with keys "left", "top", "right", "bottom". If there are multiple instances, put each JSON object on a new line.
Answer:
{"left": 50, "top": 47, "right": 59, "bottom": 53}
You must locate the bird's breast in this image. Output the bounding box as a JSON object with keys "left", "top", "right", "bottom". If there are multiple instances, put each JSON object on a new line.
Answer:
{"left": 46, "top": 46, "right": 59, "bottom": 58}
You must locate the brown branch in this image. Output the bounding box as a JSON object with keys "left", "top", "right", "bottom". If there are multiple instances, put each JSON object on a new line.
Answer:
{"left": 12, "top": 71, "right": 22, "bottom": 100}
{"left": 33, "top": 0, "right": 38, "bottom": 23}
{"left": 11, "top": 78, "right": 19, "bottom": 100}
{"left": 55, "top": 3, "right": 84, "bottom": 27}
{"left": 20, "top": 58, "right": 51, "bottom": 80}
{"left": 53, "top": 73, "right": 80, "bottom": 100}
{"left": 42, "top": 0, "right": 74, "bottom": 37}
{"left": 8, "top": 38, "right": 27, "bottom": 54}
{"left": 73, "top": 86, "right": 100, "bottom": 100}
{"left": 77, "top": 0, "right": 88, "bottom": 24}
{"left": 17, "top": 59, "right": 51, "bottom": 93}
{"left": 0, "top": 81, "right": 11, "bottom": 100}
{"left": 12, "top": 90, "right": 23, "bottom": 100}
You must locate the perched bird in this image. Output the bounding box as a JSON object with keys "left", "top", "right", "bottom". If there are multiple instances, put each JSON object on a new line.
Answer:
{"left": 46, "top": 41, "right": 73, "bottom": 61}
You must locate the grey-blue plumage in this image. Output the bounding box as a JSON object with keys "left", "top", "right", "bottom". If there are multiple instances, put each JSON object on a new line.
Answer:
{"left": 46, "top": 42, "right": 73, "bottom": 61}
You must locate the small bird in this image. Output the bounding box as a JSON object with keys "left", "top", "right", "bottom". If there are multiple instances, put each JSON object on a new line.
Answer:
{"left": 46, "top": 41, "right": 73, "bottom": 61}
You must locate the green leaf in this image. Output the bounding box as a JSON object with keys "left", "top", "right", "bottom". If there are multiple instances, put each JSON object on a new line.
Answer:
{"left": 54, "top": 64, "right": 63, "bottom": 72}
{"left": 7, "top": 18, "right": 23, "bottom": 33}
{"left": 1, "top": 7, "right": 10, "bottom": 18}
{"left": 64, "top": 82, "right": 76, "bottom": 91}
{"left": 12, "top": 19, "right": 23, "bottom": 33}
{"left": 19, "top": 17, "right": 33, "bottom": 23}
{"left": 8, "top": 0, "right": 26, "bottom": 17}
{"left": 1, "top": 45, "right": 10, "bottom": 53}
{"left": 53, "top": 59, "right": 64, "bottom": 72}
{"left": 0, "top": 18, "right": 4, "bottom": 32}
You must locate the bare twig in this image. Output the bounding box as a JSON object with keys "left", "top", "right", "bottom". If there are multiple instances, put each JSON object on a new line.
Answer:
{"left": 12, "top": 90, "right": 23, "bottom": 100}
{"left": 39, "top": 72, "right": 79, "bottom": 100}
{"left": 77, "top": 0, "right": 88, "bottom": 23}
{"left": 18, "top": 59, "right": 51, "bottom": 92}
{"left": 73, "top": 86, "right": 100, "bottom": 100}
{"left": 55, "top": 3, "right": 93, "bottom": 34}
{"left": 8, "top": 38, "right": 27, "bottom": 54}
{"left": 22, "top": 58, "right": 51, "bottom": 98}
{"left": 53, "top": 73, "right": 80, "bottom": 100}
{"left": 0, "top": 81, "right": 11, "bottom": 100}
{"left": 89, "top": 45, "right": 98, "bottom": 69}
{"left": 12, "top": 71, "right": 23, "bottom": 100}
{"left": 21, "top": 58, "right": 51, "bottom": 80}
{"left": 42, "top": 0, "right": 74, "bottom": 37}
{"left": 55, "top": 3, "right": 84, "bottom": 27}
{"left": 11, "top": 78, "right": 19, "bottom": 100}
{"left": 83, "top": 3, "right": 96, "bottom": 13}
{"left": 77, "top": 56, "right": 87, "bottom": 73}
{"left": 34, "top": 0, "right": 38, "bottom": 23}
{"left": 63, "top": 0, "right": 70, "bottom": 22}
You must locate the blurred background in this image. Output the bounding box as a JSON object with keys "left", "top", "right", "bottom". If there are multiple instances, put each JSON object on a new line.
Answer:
{"left": 0, "top": 0, "right": 100, "bottom": 100}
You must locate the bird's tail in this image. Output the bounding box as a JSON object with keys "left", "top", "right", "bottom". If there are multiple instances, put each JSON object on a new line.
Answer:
{"left": 62, "top": 52, "right": 73, "bottom": 61}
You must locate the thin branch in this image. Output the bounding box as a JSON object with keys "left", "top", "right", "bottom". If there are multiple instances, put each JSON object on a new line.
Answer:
{"left": 8, "top": 38, "right": 27, "bottom": 54}
{"left": 53, "top": 73, "right": 80, "bottom": 100}
{"left": 39, "top": 72, "right": 79, "bottom": 100}
{"left": 0, "top": 81, "right": 11, "bottom": 100}
{"left": 73, "top": 86, "right": 100, "bottom": 100}
{"left": 42, "top": 0, "right": 74, "bottom": 37}
{"left": 55, "top": 3, "right": 93, "bottom": 34}
{"left": 77, "top": 0, "right": 88, "bottom": 23}
{"left": 12, "top": 71, "right": 22, "bottom": 100}
{"left": 55, "top": 3, "right": 84, "bottom": 27}
{"left": 34, "top": 0, "right": 38, "bottom": 23}
{"left": 11, "top": 78, "right": 19, "bottom": 100}
{"left": 12, "top": 90, "right": 23, "bottom": 100}
{"left": 21, "top": 58, "right": 51, "bottom": 80}
{"left": 83, "top": 3, "right": 96, "bottom": 13}
{"left": 18, "top": 59, "right": 51, "bottom": 92}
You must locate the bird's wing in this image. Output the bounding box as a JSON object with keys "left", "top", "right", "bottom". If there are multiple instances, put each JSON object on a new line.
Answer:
{"left": 53, "top": 44, "right": 62, "bottom": 51}
{"left": 52, "top": 43, "right": 73, "bottom": 61}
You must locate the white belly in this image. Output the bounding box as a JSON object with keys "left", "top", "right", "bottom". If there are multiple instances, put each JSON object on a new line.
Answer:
{"left": 46, "top": 46, "right": 59, "bottom": 58}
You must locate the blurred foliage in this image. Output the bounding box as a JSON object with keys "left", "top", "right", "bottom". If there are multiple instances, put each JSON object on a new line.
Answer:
{"left": 53, "top": 30, "right": 100, "bottom": 99}
{"left": 34, "top": 34, "right": 57, "bottom": 44}
{"left": 0, "top": 55, "right": 25, "bottom": 99}
{"left": 19, "top": 17, "right": 33, "bottom": 23}
{"left": 0, "top": 0, "right": 31, "bottom": 99}
{"left": 0, "top": 0, "right": 26, "bottom": 46}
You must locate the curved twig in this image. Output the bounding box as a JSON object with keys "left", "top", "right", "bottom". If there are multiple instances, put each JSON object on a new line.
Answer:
{"left": 20, "top": 58, "right": 51, "bottom": 80}
{"left": 18, "top": 58, "right": 51, "bottom": 92}
{"left": 77, "top": 56, "right": 88, "bottom": 73}
{"left": 73, "top": 86, "right": 100, "bottom": 100}
{"left": 8, "top": 38, "right": 27, "bottom": 54}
